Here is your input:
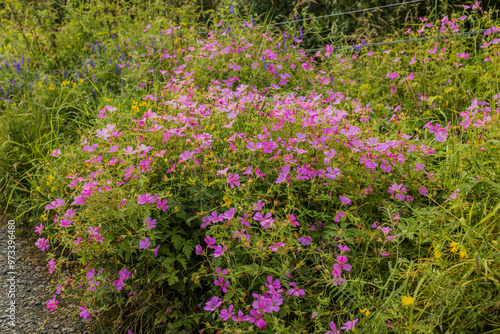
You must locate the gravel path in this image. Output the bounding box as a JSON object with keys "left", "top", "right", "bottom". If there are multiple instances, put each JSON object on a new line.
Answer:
{"left": 0, "top": 216, "right": 93, "bottom": 334}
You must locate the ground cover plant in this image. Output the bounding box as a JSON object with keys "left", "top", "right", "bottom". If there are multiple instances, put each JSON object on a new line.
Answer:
{"left": 1, "top": 1, "right": 500, "bottom": 333}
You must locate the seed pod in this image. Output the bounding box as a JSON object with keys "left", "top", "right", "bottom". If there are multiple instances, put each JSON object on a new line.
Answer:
{"left": 474, "top": 252, "right": 480, "bottom": 274}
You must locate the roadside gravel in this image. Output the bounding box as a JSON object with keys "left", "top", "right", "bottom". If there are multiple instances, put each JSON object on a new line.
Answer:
{"left": 0, "top": 216, "right": 93, "bottom": 334}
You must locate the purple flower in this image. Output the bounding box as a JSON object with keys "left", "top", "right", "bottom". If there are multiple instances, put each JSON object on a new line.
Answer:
{"left": 253, "top": 212, "right": 275, "bottom": 229}
{"left": 139, "top": 237, "right": 150, "bottom": 249}
{"left": 204, "top": 236, "right": 216, "bottom": 248}
{"left": 45, "top": 198, "right": 66, "bottom": 211}
{"left": 46, "top": 295, "right": 59, "bottom": 312}
{"left": 325, "top": 321, "right": 341, "bottom": 334}
{"left": 249, "top": 309, "right": 267, "bottom": 329}
{"left": 418, "top": 186, "right": 429, "bottom": 196}
{"left": 213, "top": 245, "right": 227, "bottom": 257}
{"left": 144, "top": 216, "right": 157, "bottom": 229}
{"left": 219, "top": 304, "right": 235, "bottom": 321}
{"left": 34, "top": 224, "right": 44, "bottom": 234}
{"left": 341, "top": 319, "right": 359, "bottom": 331}
{"left": 195, "top": 244, "right": 204, "bottom": 255}
{"left": 137, "top": 193, "right": 157, "bottom": 204}
{"left": 119, "top": 268, "right": 131, "bottom": 280}
{"left": 79, "top": 306, "right": 91, "bottom": 320}
{"left": 153, "top": 244, "right": 160, "bottom": 258}
{"left": 297, "top": 236, "right": 312, "bottom": 246}
{"left": 269, "top": 294, "right": 283, "bottom": 312}
{"left": 414, "top": 163, "right": 425, "bottom": 171}
{"left": 227, "top": 173, "right": 240, "bottom": 188}
{"left": 204, "top": 296, "right": 223, "bottom": 311}
{"left": 232, "top": 310, "right": 250, "bottom": 322}
{"left": 113, "top": 279, "right": 125, "bottom": 291}
{"left": 339, "top": 195, "right": 351, "bottom": 205}
{"left": 252, "top": 295, "right": 273, "bottom": 313}
{"left": 214, "top": 276, "right": 230, "bottom": 293}
{"left": 35, "top": 238, "right": 50, "bottom": 251}
{"left": 288, "top": 282, "right": 305, "bottom": 297}
{"left": 269, "top": 242, "right": 285, "bottom": 252}
{"left": 49, "top": 149, "right": 61, "bottom": 157}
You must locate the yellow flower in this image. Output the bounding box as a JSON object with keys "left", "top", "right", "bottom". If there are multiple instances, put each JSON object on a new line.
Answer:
{"left": 459, "top": 248, "right": 468, "bottom": 259}
{"left": 51, "top": 187, "right": 55, "bottom": 192}
{"left": 36, "top": 186, "right": 40, "bottom": 191}
{"left": 434, "top": 248, "right": 442, "bottom": 259}
{"left": 41, "top": 213, "right": 47, "bottom": 221}
{"left": 48, "top": 175, "right": 54, "bottom": 182}
{"left": 402, "top": 296, "right": 414, "bottom": 306}
{"left": 359, "top": 308, "right": 370, "bottom": 317}
{"left": 450, "top": 241, "right": 460, "bottom": 253}
{"left": 79, "top": 78, "right": 84, "bottom": 84}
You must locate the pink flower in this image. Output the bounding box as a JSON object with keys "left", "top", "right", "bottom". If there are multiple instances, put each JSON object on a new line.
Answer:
{"left": 387, "top": 72, "right": 399, "bottom": 79}
{"left": 153, "top": 244, "right": 160, "bottom": 258}
{"left": 34, "top": 224, "right": 44, "bottom": 234}
{"left": 339, "top": 195, "right": 351, "bottom": 205}
{"left": 195, "top": 244, "right": 204, "bottom": 255}
{"left": 288, "top": 282, "right": 305, "bottom": 297}
{"left": 269, "top": 242, "right": 286, "bottom": 252}
{"left": 219, "top": 304, "right": 235, "bottom": 321}
{"left": 341, "top": 319, "right": 359, "bottom": 331}
{"left": 204, "top": 236, "right": 216, "bottom": 248}
{"left": 213, "top": 244, "right": 227, "bottom": 257}
{"left": 79, "top": 306, "right": 91, "bottom": 320}
{"left": 49, "top": 149, "right": 61, "bottom": 157}
{"left": 204, "top": 296, "right": 223, "bottom": 311}
{"left": 214, "top": 277, "right": 230, "bottom": 293}
{"left": 227, "top": 173, "right": 240, "bottom": 188}
{"left": 325, "top": 321, "right": 341, "bottom": 334}
{"left": 35, "top": 238, "right": 50, "bottom": 251}
{"left": 418, "top": 186, "right": 429, "bottom": 196}
{"left": 46, "top": 295, "right": 59, "bottom": 312}
{"left": 297, "top": 236, "right": 312, "bottom": 246}
{"left": 232, "top": 310, "right": 250, "bottom": 322}
{"left": 414, "top": 163, "right": 425, "bottom": 171}
{"left": 139, "top": 237, "right": 150, "bottom": 249}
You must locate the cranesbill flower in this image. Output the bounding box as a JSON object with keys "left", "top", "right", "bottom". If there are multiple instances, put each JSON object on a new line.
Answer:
{"left": 297, "top": 236, "right": 312, "bottom": 246}
{"left": 232, "top": 310, "right": 250, "bottom": 322}
{"left": 269, "top": 242, "right": 285, "bottom": 252}
{"left": 195, "top": 244, "right": 204, "bottom": 255}
{"left": 49, "top": 149, "right": 61, "bottom": 157}
{"left": 288, "top": 282, "right": 305, "bottom": 297}
{"left": 341, "top": 319, "right": 359, "bottom": 331}
{"left": 339, "top": 195, "right": 351, "bottom": 205}
{"left": 249, "top": 308, "right": 267, "bottom": 329}
{"left": 79, "top": 306, "right": 91, "bottom": 320}
{"left": 213, "top": 244, "right": 227, "bottom": 257}
{"left": 139, "top": 237, "right": 150, "bottom": 249}
{"left": 35, "top": 238, "right": 50, "bottom": 251}
{"left": 119, "top": 268, "right": 131, "bottom": 280}
{"left": 46, "top": 295, "right": 59, "bottom": 312}
{"left": 219, "top": 304, "right": 235, "bottom": 321}
{"left": 204, "top": 296, "right": 223, "bottom": 311}
{"left": 214, "top": 276, "right": 230, "bottom": 293}
{"left": 325, "top": 321, "right": 341, "bottom": 334}
{"left": 418, "top": 186, "right": 429, "bottom": 196}
{"left": 204, "top": 236, "right": 216, "bottom": 248}
{"left": 34, "top": 224, "right": 44, "bottom": 234}
{"left": 153, "top": 244, "right": 160, "bottom": 258}
{"left": 227, "top": 173, "right": 240, "bottom": 188}
{"left": 144, "top": 216, "right": 157, "bottom": 229}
